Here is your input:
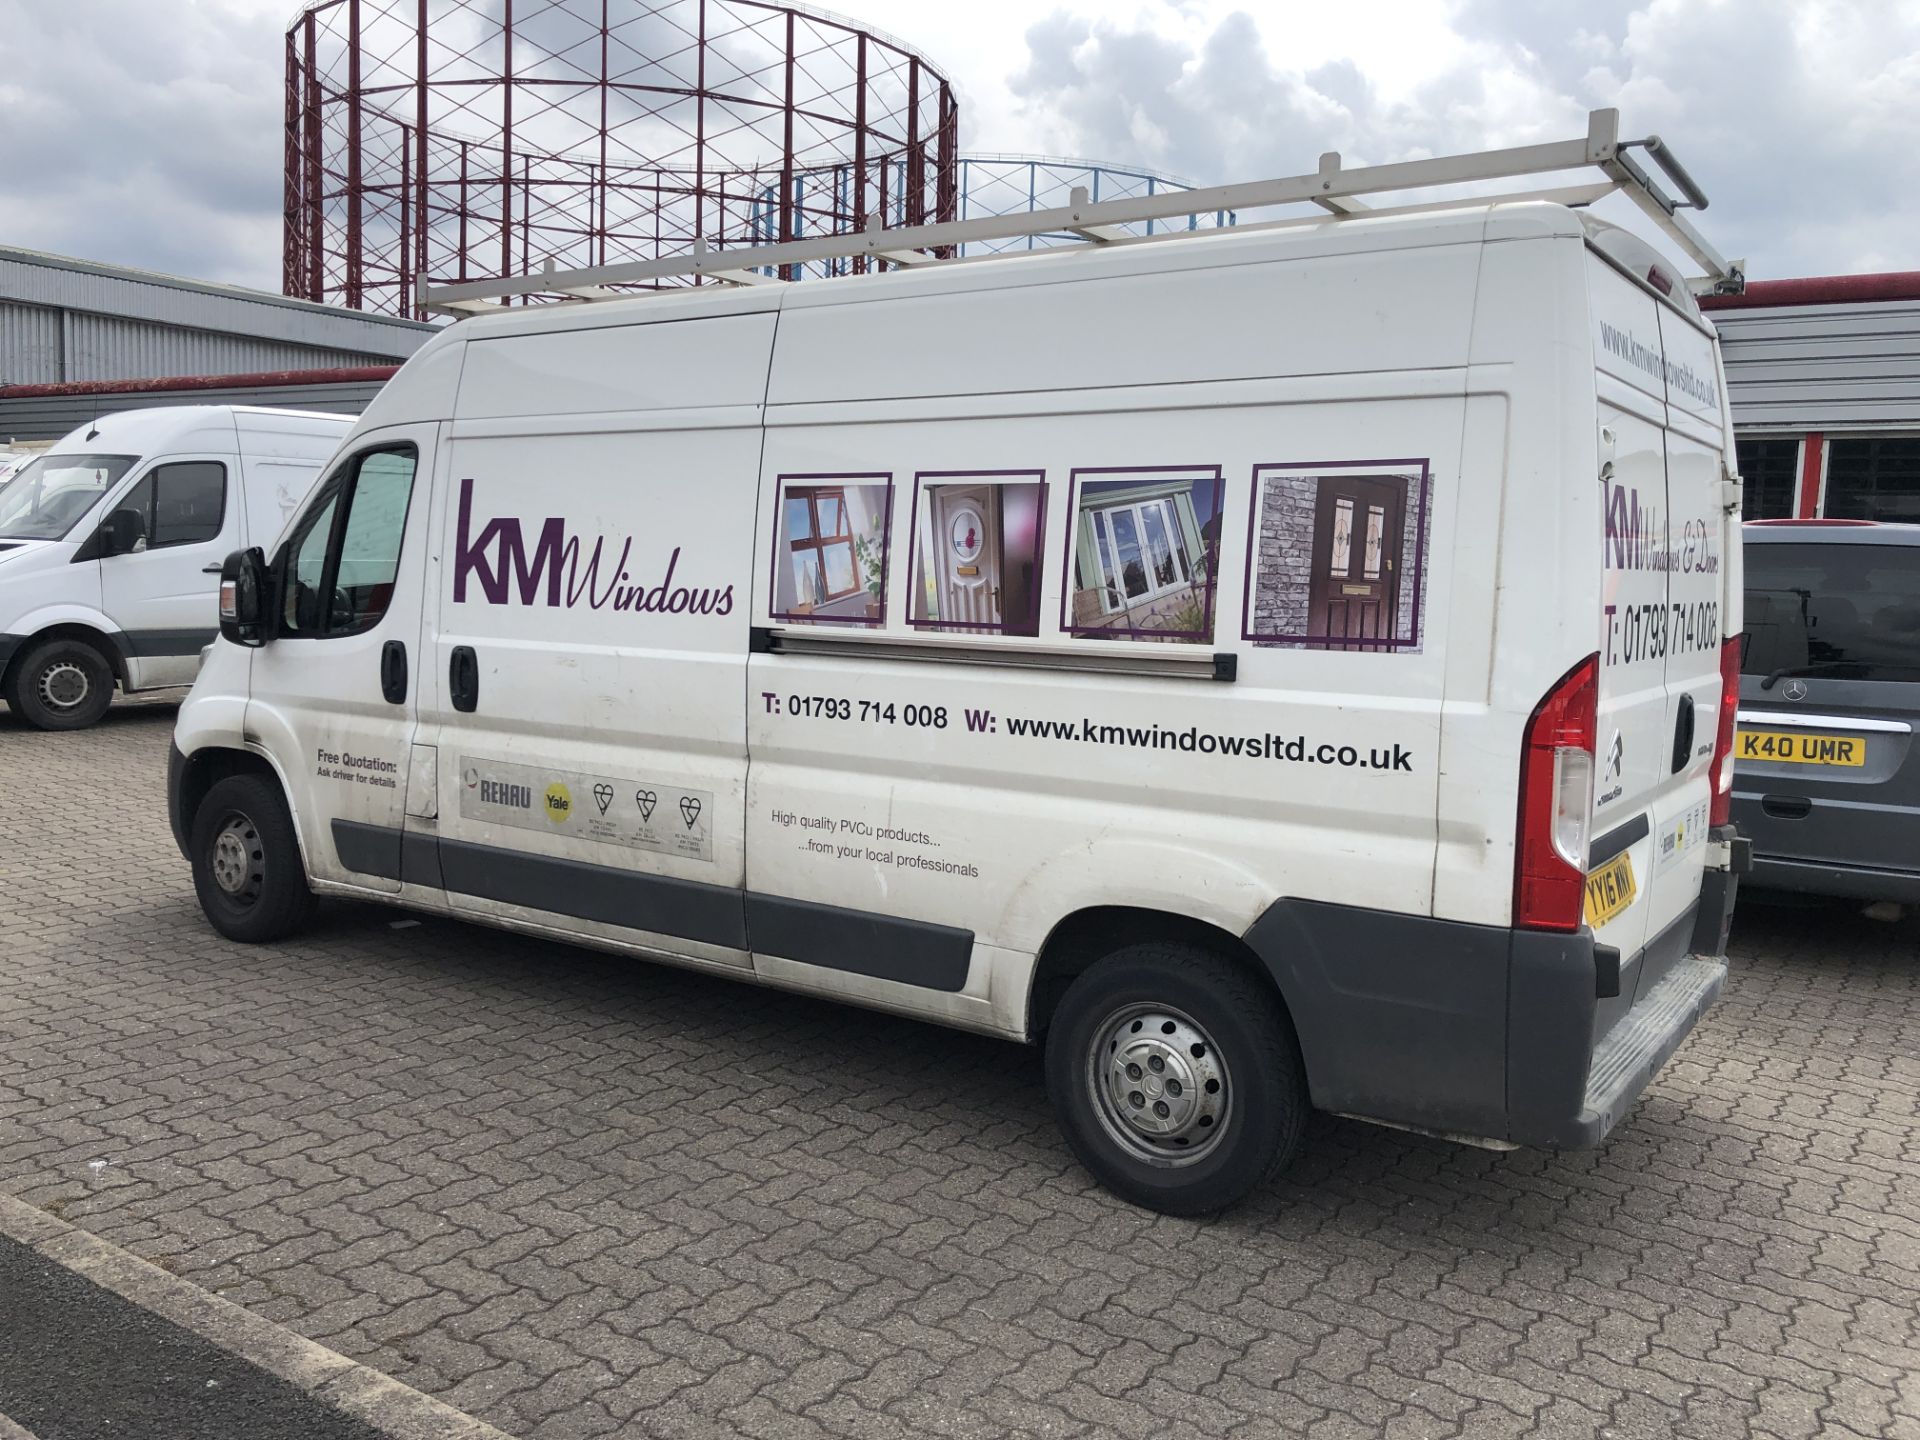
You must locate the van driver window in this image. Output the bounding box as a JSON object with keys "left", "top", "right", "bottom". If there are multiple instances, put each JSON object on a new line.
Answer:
{"left": 278, "top": 446, "right": 417, "bottom": 638}
{"left": 281, "top": 483, "right": 343, "bottom": 637}
{"left": 113, "top": 463, "right": 229, "bottom": 551}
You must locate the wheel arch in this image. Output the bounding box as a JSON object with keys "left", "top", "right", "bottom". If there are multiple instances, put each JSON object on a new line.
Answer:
{"left": 1027, "top": 905, "right": 1294, "bottom": 1043}
{"left": 2, "top": 622, "right": 129, "bottom": 692}
{"left": 170, "top": 745, "right": 287, "bottom": 861}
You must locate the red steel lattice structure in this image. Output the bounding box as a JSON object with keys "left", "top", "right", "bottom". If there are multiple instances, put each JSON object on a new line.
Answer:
{"left": 284, "top": 0, "right": 958, "bottom": 316}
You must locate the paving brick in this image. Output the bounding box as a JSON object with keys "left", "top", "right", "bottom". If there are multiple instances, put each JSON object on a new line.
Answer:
{"left": 1, "top": 701, "right": 1917, "bottom": 1439}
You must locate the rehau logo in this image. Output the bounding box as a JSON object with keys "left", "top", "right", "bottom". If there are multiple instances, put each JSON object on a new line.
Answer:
{"left": 452, "top": 477, "right": 735, "bottom": 616}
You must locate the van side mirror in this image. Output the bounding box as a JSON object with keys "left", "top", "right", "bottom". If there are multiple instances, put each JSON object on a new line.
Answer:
{"left": 102, "top": 507, "right": 147, "bottom": 556}
{"left": 218, "top": 546, "right": 271, "bottom": 648}
{"left": 71, "top": 506, "right": 147, "bottom": 562}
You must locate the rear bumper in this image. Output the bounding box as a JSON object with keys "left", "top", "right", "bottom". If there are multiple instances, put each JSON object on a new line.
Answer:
{"left": 1747, "top": 853, "right": 1920, "bottom": 905}
{"left": 1243, "top": 858, "right": 1740, "bottom": 1151}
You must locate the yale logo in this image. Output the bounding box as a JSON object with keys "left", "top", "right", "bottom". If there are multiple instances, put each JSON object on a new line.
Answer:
{"left": 544, "top": 782, "right": 573, "bottom": 824}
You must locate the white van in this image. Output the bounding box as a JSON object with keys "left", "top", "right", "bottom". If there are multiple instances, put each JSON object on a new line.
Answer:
{"left": 0, "top": 406, "right": 350, "bottom": 729}
{"left": 167, "top": 123, "right": 1751, "bottom": 1213}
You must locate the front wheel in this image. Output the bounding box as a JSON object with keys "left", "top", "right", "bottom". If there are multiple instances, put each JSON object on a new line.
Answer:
{"left": 1045, "top": 943, "right": 1308, "bottom": 1216}
{"left": 189, "top": 774, "right": 317, "bottom": 942}
{"left": 5, "top": 637, "right": 115, "bottom": 730}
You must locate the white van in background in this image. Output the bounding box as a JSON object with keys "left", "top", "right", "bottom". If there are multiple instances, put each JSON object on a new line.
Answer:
{"left": 0, "top": 406, "right": 350, "bottom": 729}
{"left": 169, "top": 120, "right": 1751, "bottom": 1214}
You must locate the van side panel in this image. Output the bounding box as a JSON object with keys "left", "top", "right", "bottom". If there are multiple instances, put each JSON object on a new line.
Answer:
{"left": 746, "top": 236, "right": 1483, "bottom": 1035}
{"left": 417, "top": 318, "right": 776, "bottom": 971}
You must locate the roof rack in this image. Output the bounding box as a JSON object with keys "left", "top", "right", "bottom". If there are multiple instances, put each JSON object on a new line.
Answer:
{"left": 421, "top": 108, "right": 1742, "bottom": 317}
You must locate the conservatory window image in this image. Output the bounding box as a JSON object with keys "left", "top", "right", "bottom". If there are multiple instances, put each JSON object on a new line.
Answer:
{"left": 770, "top": 476, "right": 892, "bottom": 625}
{"left": 1065, "top": 467, "right": 1223, "bottom": 643}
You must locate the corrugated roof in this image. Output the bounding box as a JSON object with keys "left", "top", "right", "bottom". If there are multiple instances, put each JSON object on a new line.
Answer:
{"left": 0, "top": 246, "right": 435, "bottom": 363}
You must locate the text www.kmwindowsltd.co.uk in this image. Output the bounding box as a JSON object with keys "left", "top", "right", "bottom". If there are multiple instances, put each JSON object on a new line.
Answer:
{"left": 990, "top": 710, "right": 1415, "bottom": 772}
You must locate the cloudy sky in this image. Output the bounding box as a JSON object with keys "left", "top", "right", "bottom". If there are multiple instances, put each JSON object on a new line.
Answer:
{"left": 1, "top": 0, "right": 1915, "bottom": 293}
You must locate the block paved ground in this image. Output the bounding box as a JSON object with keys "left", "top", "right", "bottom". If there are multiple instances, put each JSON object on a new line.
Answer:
{"left": 1, "top": 699, "right": 1916, "bottom": 1440}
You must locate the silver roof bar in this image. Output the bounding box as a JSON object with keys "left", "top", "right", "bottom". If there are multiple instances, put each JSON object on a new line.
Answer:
{"left": 422, "top": 108, "right": 1742, "bottom": 316}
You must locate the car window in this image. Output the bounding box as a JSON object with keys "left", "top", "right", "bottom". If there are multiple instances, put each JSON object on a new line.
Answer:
{"left": 109, "top": 463, "right": 228, "bottom": 551}
{"left": 332, "top": 451, "right": 417, "bottom": 635}
{"left": 277, "top": 446, "right": 417, "bottom": 639}
{"left": 1743, "top": 542, "right": 1920, "bottom": 684}
{"left": 150, "top": 463, "right": 227, "bottom": 547}
{"left": 281, "top": 481, "right": 343, "bottom": 637}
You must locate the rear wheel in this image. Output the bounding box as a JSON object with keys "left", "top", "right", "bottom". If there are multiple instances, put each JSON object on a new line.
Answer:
{"left": 1045, "top": 942, "right": 1307, "bottom": 1216}
{"left": 189, "top": 775, "right": 316, "bottom": 942}
{"left": 5, "top": 637, "right": 115, "bottom": 730}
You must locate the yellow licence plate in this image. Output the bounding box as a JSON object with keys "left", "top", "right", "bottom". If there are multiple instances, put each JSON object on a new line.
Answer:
{"left": 1584, "top": 851, "right": 1637, "bottom": 928}
{"left": 1737, "top": 729, "right": 1867, "bottom": 766}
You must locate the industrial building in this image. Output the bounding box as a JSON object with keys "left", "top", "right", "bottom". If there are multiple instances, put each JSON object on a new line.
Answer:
{"left": 1703, "top": 272, "right": 1920, "bottom": 522}
{"left": 0, "top": 246, "right": 431, "bottom": 442}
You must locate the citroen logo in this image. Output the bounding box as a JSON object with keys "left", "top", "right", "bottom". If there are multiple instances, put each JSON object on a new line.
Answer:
{"left": 1782, "top": 679, "right": 1809, "bottom": 701}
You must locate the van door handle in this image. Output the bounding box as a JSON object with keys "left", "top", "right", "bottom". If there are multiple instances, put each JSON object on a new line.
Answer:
{"left": 450, "top": 645, "right": 479, "bottom": 713}
{"left": 1672, "top": 693, "right": 1696, "bottom": 773}
{"left": 201, "top": 563, "right": 224, "bottom": 574}
{"left": 380, "top": 640, "right": 408, "bottom": 705}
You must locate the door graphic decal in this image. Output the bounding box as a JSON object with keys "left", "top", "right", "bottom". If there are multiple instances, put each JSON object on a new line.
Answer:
{"left": 1305, "top": 474, "right": 1404, "bottom": 651}
{"left": 908, "top": 471, "right": 1047, "bottom": 636}
{"left": 1242, "top": 460, "right": 1431, "bottom": 653}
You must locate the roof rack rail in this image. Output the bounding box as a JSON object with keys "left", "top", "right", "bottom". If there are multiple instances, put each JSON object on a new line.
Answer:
{"left": 421, "top": 108, "right": 1743, "bottom": 317}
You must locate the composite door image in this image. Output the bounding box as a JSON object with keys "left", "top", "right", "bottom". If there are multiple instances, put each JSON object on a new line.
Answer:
{"left": 931, "top": 484, "right": 1002, "bottom": 628}
{"left": 1308, "top": 473, "right": 1405, "bottom": 649}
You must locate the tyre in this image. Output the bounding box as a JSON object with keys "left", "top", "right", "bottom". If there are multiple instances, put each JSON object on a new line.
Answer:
{"left": 1045, "top": 942, "right": 1308, "bottom": 1216}
{"left": 189, "top": 774, "right": 317, "bottom": 943}
{"left": 5, "top": 637, "right": 115, "bottom": 730}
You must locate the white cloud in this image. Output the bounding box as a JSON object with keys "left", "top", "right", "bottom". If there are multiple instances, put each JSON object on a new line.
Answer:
{"left": 0, "top": 0, "right": 1913, "bottom": 291}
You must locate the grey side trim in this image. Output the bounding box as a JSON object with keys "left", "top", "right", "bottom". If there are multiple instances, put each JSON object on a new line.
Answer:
{"left": 1588, "top": 813, "right": 1650, "bottom": 868}
{"left": 1746, "top": 854, "right": 1920, "bottom": 904}
{"left": 331, "top": 819, "right": 401, "bottom": 880}
{"left": 118, "top": 627, "right": 218, "bottom": 658}
{"left": 0, "top": 633, "right": 22, "bottom": 676}
{"left": 438, "top": 837, "right": 748, "bottom": 949}
{"left": 1241, "top": 899, "right": 1511, "bottom": 1137}
{"left": 400, "top": 832, "right": 443, "bottom": 890}
{"left": 746, "top": 892, "right": 973, "bottom": 992}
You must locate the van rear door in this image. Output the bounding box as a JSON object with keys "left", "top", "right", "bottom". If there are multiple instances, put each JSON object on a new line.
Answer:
{"left": 1640, "top": 302, "right": 1729, "bottom": 992}
{"left": 1588, "top": 261, "right": 1673, "bottom": 977}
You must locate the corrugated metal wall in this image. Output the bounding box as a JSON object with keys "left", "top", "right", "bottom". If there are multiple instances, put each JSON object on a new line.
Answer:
{"left": 0, "top": 379, "right": 389, "bottom": 444}
{"left": 60, "top": 313, "right": 385, "bottom": 383}
{"left": 0, "top": 301, "right": 63, "bottom": 384}
{"left": 1713, "top": 299, "right": 1920, "bottom": 433}
{"left": 0, "top": 248, "right": 433, "bottom": 390}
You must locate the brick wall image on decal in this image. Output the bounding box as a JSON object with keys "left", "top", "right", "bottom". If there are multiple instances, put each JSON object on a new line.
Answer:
{"left": 1243, "top": 462, "right": 1431, "bottom": 653}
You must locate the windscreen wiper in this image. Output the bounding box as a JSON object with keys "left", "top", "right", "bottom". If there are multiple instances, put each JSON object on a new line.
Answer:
{"left": 1759, "top": 660, "right": 1865, "bottom": 690}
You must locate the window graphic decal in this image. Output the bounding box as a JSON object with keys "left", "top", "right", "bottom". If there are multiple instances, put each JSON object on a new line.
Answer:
{"left": 1242, "top": 460, "right": 1432, "bottom": 653}
{"left": 769, "top": 474, "right": 893, "bottom": 626}
{"left": 1061, "top": 465, "right": 1224, "bottom": 644}
{"left": 907, "top": 470, "right": 1048, "bottom": 636}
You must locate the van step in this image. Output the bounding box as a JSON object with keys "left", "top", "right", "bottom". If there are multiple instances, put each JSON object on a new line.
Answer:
{"left": 1581, "top": 954, "right": 1726, "bottom": 1124}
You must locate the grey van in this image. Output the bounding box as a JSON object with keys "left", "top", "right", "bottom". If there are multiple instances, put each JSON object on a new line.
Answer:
{"left": 1734, "top": 521, "right": 1920, "bottom": 902}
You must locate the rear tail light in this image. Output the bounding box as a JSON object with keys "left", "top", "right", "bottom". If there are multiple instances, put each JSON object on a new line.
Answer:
{"left": 1709, "top": 637, "right": 1741, "bottom": 826}
{"left": 1515, "top": 654, "right": 1600, "bottom": 932}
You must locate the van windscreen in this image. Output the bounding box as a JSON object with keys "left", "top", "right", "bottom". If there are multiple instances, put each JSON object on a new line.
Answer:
{"left": 0, "top": 453, "right": 139, "bottom": 540}
{"left": 1743, "top": 542, "right": 1920, "bottom": 684}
